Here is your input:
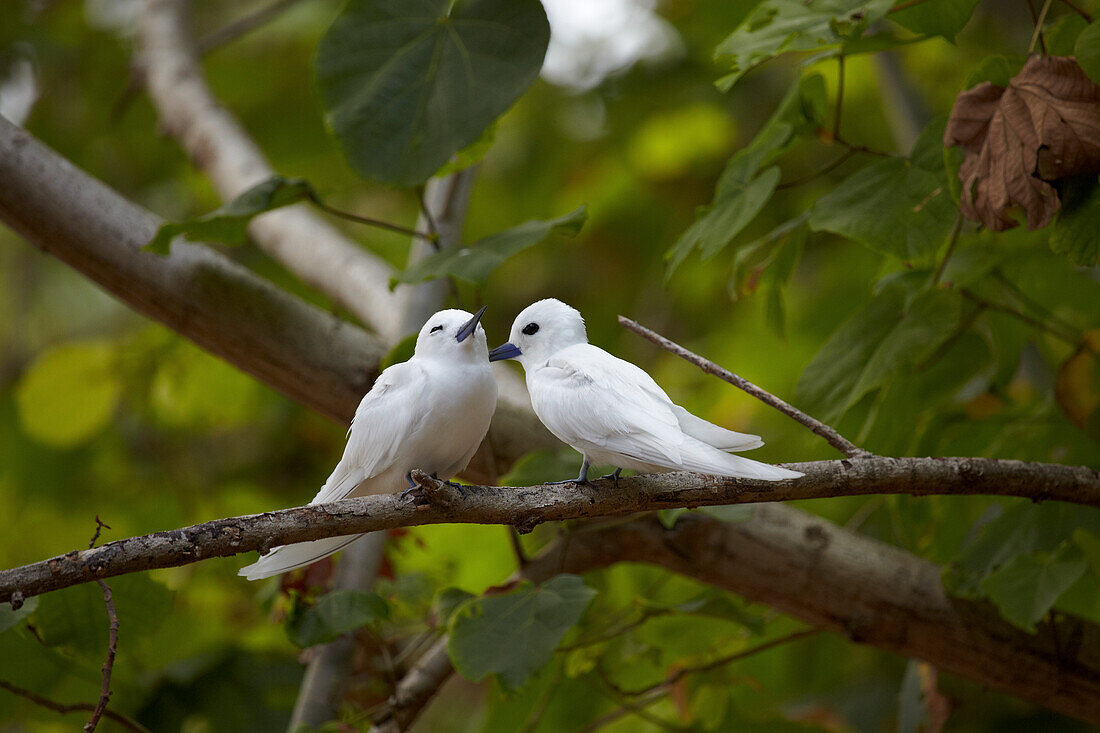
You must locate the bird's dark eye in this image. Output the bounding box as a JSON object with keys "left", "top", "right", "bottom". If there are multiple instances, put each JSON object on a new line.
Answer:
{"left": 522, "top": 322, "right": 539, "bottom": 336}
{"left": 430, "top": 325, "right": 444, "bottom": 333}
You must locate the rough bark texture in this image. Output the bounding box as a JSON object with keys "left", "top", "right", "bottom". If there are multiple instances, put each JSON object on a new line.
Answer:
{"left": 0, "top": 115, "right": 383, "bottom": 426}
{"left": 3, "top": 457, "right": 1097, "bottom": 606}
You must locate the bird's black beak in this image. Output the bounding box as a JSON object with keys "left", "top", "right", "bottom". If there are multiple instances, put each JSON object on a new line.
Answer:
{"left": 455, "top": 305, "right": 487, "bottom": 343}
{"left": 488, "top": 342, "right": 522, "bottom": 362}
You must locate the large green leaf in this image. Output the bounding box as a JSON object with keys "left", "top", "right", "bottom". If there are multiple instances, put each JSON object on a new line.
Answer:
{"left": 286, "top": 590, "right": 390, "bottom": 647}
{"left": 980, "top": 544, "right": 1088, "bottom": 633}
{"left": 448, "top": 574, "right": 596, "bottom": 690}
{"left": 15, "top": 340, "right": 122, "bottom": 448}
{"left": 713, "top": 0, "right": 894, "bottom": 90}
{"left": 666, "top": 75, "right": 825, "bottom": 277}
{"left": 1074, "top": 20, "right": 1100, "bottom": 86}
{"left": 316, "top": 0, "right": 549, "bottom": 186}
{"left": 810, "top": 117, "right": 958, "bottom": 260}
{"left": 145, "top": 176, "right": 314, "bottom": 255}
{"left": 392, "top": 206, "right": 586, "bottom": 288}
{"left": 888, "top": 0, "right": 979, "bottom": 41}
{"left": 795, "top": 281, "right": 961, "bottom": 421}
{"left": 1050, "top": 176, "right": 1100, "bottom": 266}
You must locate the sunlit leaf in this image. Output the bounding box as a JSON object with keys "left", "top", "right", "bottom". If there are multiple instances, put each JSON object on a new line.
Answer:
{"left": 448, "top": 574, "right": 595, "bottom": 690}
{"left": 15, "top": 340, "right": 122, "bottom": 448}
{"left": 286, "top": 589, "right": 390, "bottom": 647}
{"left": 316, "top": 0, "right": 549, "bottom": 186}
{"left": 1055, "top": 330, "right": 1100, "bottom": 443}
{"left": 145, "top": 176, "right": 314, "bottom": 254}
{"left": 392, "top": 206, "right": 586, "bottom": 288}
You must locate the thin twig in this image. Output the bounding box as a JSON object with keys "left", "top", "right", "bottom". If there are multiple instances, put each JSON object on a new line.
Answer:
{"left": 1029, "top": 0, "right": 1053, "bottom": 55}
{"left": 833, "top": 55, "right": 845, "bottom": 141}
{"left": 0, "top": 680, "right": 151, "bottom": 733}
{"left": 84, "top": 518, "right": 119, "bottom": 733}
{"left": 832, "top": 135, "right": 900, "bottom": 158}
{"left": 308, "top": 196, "right": 437, "bottom": 242}
{"left": 1058, "top": 0, "right": 1094, "bottom": 21}
{"left": 959, "top": 290, "right": 1091, "bottom": 353}
{"left": 932, "top": 212, "right": 964, "bottom": 285}
{"left": 508, "top": 527, "right": 529, "bottom": 570}
{"left": 618, "top": 628, "right": 821, "bottom": 698}
{"left": 558, "top": 608, "right": 672, "bottom": 652}
{"left": 196, "top": 0, "right": 305, "bottom": 54}
{"left": 776, "top": 149, "right": 855, "bottom": 190}
{"left": 992, "top": 270, "right": 1085, "bottom": 345}
{"left": 618, "top": 316, "right": 871, "bottom": 459}
{"left": 416, "top": 185, "right": 440, "bottom": 250}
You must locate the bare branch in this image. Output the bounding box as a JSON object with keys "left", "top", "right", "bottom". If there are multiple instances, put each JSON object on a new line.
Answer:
{"left": 3, "top": 457, "right": 1096, "bottom": 605}
{"left": 0, "top": 680, "right": 150, "bottom": 733}
{"left": 196, "top": 0, "right": 305, "bottom": 54}
{"left": 85, "top": 519, "right": 119, "bottom": 733}
{"left": 618, "top": 316, "right": 871, "bottom": 458}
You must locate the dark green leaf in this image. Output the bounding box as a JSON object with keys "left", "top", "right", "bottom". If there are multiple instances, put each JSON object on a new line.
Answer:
{"left": 980, "top": 544, "right": 1088, "bottom": 632}
{"left": 316, "top": 0, "right": 549, "bottom": 186}
{"left": 1050, "top": 176, "right": 1100, "bottom": 265}
{"left": 963, "top": 54, "right": 1026, "bottom": 89}
{"left": 392, "top": 206, "right": 586, "bottom": 288}
{"left": 810, "top": 117, "right": 958, "bottom": 260}
{"left": 796, "top": 283, "right": 961, "bottom": 421}
{"left": 448, "top": 574, "right": 596, "bottom": 690}
{"left": 1075, "top": 21, "right": 1100, "bottom": 86}
{"left": 0, "top": 596, "right": 37, "bottom": 634}
{"left": 713, "top": 0, "right": 894, "bottom": 90}
{"left": 286, "top": 589, "right": 390, "bottom": 647}
{"left": 433, "top": 587, "right": 475, "bottom": 625}
{"left": 1047, "top": 13, "right": 1089, "bottom": 56}
{"left": 145, "top": 176, "right": 314, "bottom": 254}
{"left": 889, "top": 0, "right": 978, "bottom": 41}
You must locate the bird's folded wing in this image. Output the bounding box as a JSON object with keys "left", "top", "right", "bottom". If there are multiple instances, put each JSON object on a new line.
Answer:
{"left": 671, "top": 404, "right": 764, "bottom": 451}
{"left": 537, "top": 348, "right": 684, "bottom": 467}
{"left": 310, "top": 362, "right": 428, "bottom": 505}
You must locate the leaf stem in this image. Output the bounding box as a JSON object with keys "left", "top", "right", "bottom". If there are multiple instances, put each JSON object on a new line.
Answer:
{"left": 1058, "top": 0, "right": 1093, "bottom": 22}
{"left": 932, "top": 212, "right": 964, "bottom": 285}
{"left": 309, "top": 196, "right": 437, "bottom": 242}
{"left": 1028, "top": 0, "right": 1053, "bottom": 55}
{"left": 777, "top": 149, "right": 856, "bottom": 189}
{"left": 959, "top": 289, "right": 1088, "bottom": 351}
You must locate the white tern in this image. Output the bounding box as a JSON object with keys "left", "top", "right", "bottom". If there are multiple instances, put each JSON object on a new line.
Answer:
{"left": 488, "top": 299, "right": 802, "bottom": 483}
{"left": 240, "top": 307, "right": 497, "bottom": 580}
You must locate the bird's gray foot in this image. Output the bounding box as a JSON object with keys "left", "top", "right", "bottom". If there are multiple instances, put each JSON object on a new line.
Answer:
{"left": 599, "top": 467, "right": 623, "bottom": 487}
{"left": 431, "top": 473, "right": 468, "bottom": 497}
{"left": 400, "top": 472, "right": 419, "bottom": 500}
{"left": 547, "top": 458, "right": 591, "bottom": 486}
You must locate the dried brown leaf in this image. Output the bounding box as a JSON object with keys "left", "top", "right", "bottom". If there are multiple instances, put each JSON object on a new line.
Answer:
{"left": 944, "top": 56, "right": 1100, "bottom": 231}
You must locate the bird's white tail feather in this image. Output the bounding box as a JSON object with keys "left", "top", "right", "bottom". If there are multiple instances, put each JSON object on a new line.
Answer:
{"left": 672, "top": 405, "right": 764, "bottom": 452}
{"left": 678, "top": 438, "right": 802, "bottom": 480}
{"left": 238, "top": 534, "right": 364, "bottom": 580}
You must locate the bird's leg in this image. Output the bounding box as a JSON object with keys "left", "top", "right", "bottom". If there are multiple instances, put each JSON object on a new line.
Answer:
{"left": 546, "top": 457, "right": 591, "bottom": 486}
{"left": 599, "top": 467, "right": 622, "bottom": 488}
{"left": 431, "top": 472, "right": 467, "bottom": 498}
{"left": 400, "top": 472, "right": 419, "bottom": 500}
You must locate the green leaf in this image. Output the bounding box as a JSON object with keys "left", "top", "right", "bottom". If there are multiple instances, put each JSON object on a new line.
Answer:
{"left": 888, "top": 0, "right": 978, "bottom": 42}
{"left": 15, "top": 340, "right": 122, "bottom": 448}
{"left": 448, "top": 574, "right": 596, "bottom": 690}
{"left": 316, "top": 0, "right": 549, "bottom": 186}
{"left": 1050, "top": 176, "right": 1100, "bottom": 266}
{"left": 145, "top": 176, "right": 314, "bottom": 254}
{"left": 0, "top": 596, "right": 37, "bottom": 634}
{"left": 667, "top": 75, "right": 824, "bottom": 278}
{"left": 897, "top": 659, "right": 925, "bottom": 733}
{"left": 795, "top": 283, "right": 961, "bottom": 421}
{"left": 1074, "top": 21, "right": 1100, "bottom": 86}
{"left": 963, "top": 54, "right": 1026, "bottom": 89}
{"left": 436, "top": 120, "right": 499, "bottom": 178}
{"left": 286, "top": 590, "right": 390, "bottom": 647}
{"left": 980, "top": 544, "right": 1088, "bottom": 633}
{"left": 714, "top": 0, "right": 894, "bottom": 90}
{"left": 810, "top": 117, "right": 958, "bottom": 260}
{"left": 392, "top": 206, "right": 586, "bottom": 288}
{"left": 433, "top": 587, "right": 475, "bottom": 625}
{"left": 1047, "top": 13, "right": 1089, "bottom": 56}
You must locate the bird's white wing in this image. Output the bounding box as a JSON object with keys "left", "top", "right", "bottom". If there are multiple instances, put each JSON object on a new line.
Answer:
{"left": 310, "top": 361, "right": 429, "bottom": 505}
{"left": 533, "top": 345, "right": 685, "bottom": 467}
{"left": 671, "top": 405, "right": 764, "bottom": 452}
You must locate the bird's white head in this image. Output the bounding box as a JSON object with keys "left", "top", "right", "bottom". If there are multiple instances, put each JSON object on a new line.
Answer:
{"left": 413, "top": 306, "right": 490, "bottom": 364}
{"left": 488, "top": 299, "right": 588, "bottom": 367}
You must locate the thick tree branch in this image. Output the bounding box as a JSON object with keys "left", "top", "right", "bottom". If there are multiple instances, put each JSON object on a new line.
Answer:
{"left": 3, "top": 457, "right": 1096, "bottom": 606}
{"left": 0, "top": 115, "right": 384, "bottom": 426}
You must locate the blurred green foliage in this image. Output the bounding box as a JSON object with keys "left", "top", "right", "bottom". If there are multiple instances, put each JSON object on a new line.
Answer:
{"left": 2, "top": 0, "right": 1099, "bottom": 731}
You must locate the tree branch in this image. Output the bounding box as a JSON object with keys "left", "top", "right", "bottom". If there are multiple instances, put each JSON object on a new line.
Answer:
{"left": 3, "top": 457, "right": 1096, "bottom": 605}
{"left": 0, "top": 680, "right": 150, "bottom": 733}
{"left": 619, "top": 316, "right": 871, "bottom": 458}
{"left": 85, "top": 519, "right": 119, "bottom": 733}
